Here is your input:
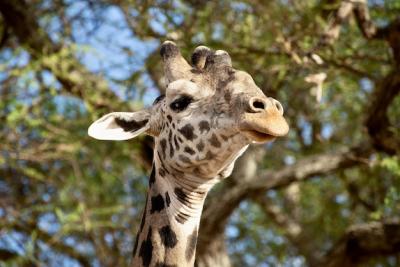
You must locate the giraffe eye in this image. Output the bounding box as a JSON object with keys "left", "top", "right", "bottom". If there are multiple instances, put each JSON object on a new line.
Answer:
{"left": 170, "top": 95, "right": 193, "bottom": 112}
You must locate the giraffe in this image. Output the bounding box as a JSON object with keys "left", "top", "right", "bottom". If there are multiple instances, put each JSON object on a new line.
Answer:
{"left": 88, "top": 41, "right": 289, "bottom": 267}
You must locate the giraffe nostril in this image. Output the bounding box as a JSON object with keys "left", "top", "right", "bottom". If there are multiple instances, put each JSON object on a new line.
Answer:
{"left": 249, "top": 97, "right": 268, "bottom": 113}
{"left": 272, "top": 99, "right": 284, "bottom": 115}
{"left": 253, "top": 100, "right": 265, "bottom": 110}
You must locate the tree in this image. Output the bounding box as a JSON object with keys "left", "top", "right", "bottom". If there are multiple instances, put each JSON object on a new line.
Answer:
{"left": 0, "top": 0, "right": 399, "bottom": 266}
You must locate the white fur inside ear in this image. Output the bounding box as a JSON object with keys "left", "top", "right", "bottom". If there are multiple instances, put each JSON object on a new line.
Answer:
{"left": 88, "top": 112, "right": 150, "bottom": 141}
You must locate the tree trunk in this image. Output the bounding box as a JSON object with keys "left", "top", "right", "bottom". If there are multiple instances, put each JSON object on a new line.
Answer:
{"left": 195, "top": 233, "right": 231, "bottom": 267}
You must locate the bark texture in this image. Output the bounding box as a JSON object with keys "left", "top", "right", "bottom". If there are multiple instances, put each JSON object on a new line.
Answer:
{"left": 324, "top": 221, "right": 400, "bottom": 267}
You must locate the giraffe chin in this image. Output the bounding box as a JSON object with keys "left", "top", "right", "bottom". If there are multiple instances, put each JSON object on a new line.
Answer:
{"left": 242, "top": 130, "right": 276, "bottom": 143}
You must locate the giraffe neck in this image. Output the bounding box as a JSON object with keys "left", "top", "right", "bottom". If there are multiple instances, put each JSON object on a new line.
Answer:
{"left": 131, "top": 161, "right": 218, "bottom": 267}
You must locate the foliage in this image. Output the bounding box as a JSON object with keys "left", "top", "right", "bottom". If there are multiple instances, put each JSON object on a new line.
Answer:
{"left": 0, "top": 0, "right": 399, "bottom": 266}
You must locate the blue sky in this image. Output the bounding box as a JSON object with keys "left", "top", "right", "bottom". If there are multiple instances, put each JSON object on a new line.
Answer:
{"left": 48, "top": 2, "right": 162, "bottom": 105}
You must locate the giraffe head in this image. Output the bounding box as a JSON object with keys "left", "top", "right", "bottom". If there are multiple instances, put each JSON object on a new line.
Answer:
{"left": 89, "top": 41, "right": 289, "bottom": 179}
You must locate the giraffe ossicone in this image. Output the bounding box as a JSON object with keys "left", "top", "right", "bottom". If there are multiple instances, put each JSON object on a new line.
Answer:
{"left": 88, "top": 41, "right": 289, "bottom": 267}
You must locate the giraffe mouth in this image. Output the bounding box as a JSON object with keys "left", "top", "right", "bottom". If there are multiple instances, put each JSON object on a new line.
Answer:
{"left": 242, "top": 130, "right": 276, "bottom": 143}
{"left": 240, "top": 111, "right": 289, "bottom": 143}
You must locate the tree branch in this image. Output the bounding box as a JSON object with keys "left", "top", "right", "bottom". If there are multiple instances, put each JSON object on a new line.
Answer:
{"left": 0, "top": 0, "right": 125, "bottom": 113}
{"left": 364, "top": 69, "right": 400, "bottom": 155}
{"left": 0, "top": 0, "right": 155, "bottom": 168}
{"left": 117, "top": 2, "right": 165, "bottom": 40}
{"left": 254, "top": 195, "right": 322, "bottom": 267}
{"left": 197, "top": 143, "right": 372, "bottom": 263}
{"left": 358, "top": 14, "right": 400, "bottom": 154}
{"left": 352, "top": 0, "right": 377, "bottom": 39}
{"left": 323, "top": 220, "right": 400, "bottom": 267}
{"left": 321, "top": 0, "right": 354, "bottom": 45}
{"left": 1, "top": 220, "right": 92, "bottom": 267}
{"left": 0, "top": 248, "right": 18, "bottom": 261}
{"left": 249, "top": 144, "right": 372, "bottom": 192}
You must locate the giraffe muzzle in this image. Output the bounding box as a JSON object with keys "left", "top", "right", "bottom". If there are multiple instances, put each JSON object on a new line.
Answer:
{"left": 239, "top": 97, "right": 289, "bottom": 143}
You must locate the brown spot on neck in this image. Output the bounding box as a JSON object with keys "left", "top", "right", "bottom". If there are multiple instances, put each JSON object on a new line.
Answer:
{"left": 209, "top": 133, "right": 221, "bottom": 148}
{"left": 198, "top": 120, "right": 210, "bottom": 133}
{"left": 196, "top": 141, "right": 205, "bottom": 152}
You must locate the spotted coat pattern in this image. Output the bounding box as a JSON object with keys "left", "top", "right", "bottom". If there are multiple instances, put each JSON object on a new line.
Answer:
{"left": 89, "top": 41, "right": 289, "bottom": 267}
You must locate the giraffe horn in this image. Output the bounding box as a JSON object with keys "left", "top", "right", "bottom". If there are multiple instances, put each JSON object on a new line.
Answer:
{"left": 160, "top": 41, "right": 192, "bottom": 83}
{"left": 191, "top": 45, "right": 212, "bottom": 69}
{"left": 204, "top": 49, "right": 232, "bottom": 70}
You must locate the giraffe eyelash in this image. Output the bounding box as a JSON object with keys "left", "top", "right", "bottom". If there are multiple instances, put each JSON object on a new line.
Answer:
{"left": 153, "top": 94, "right": 166, "bottom": 105}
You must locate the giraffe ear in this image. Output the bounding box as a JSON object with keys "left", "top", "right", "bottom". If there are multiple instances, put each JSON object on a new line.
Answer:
{"left": 88, "top": 110, "right": 150, "bottom": 140}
